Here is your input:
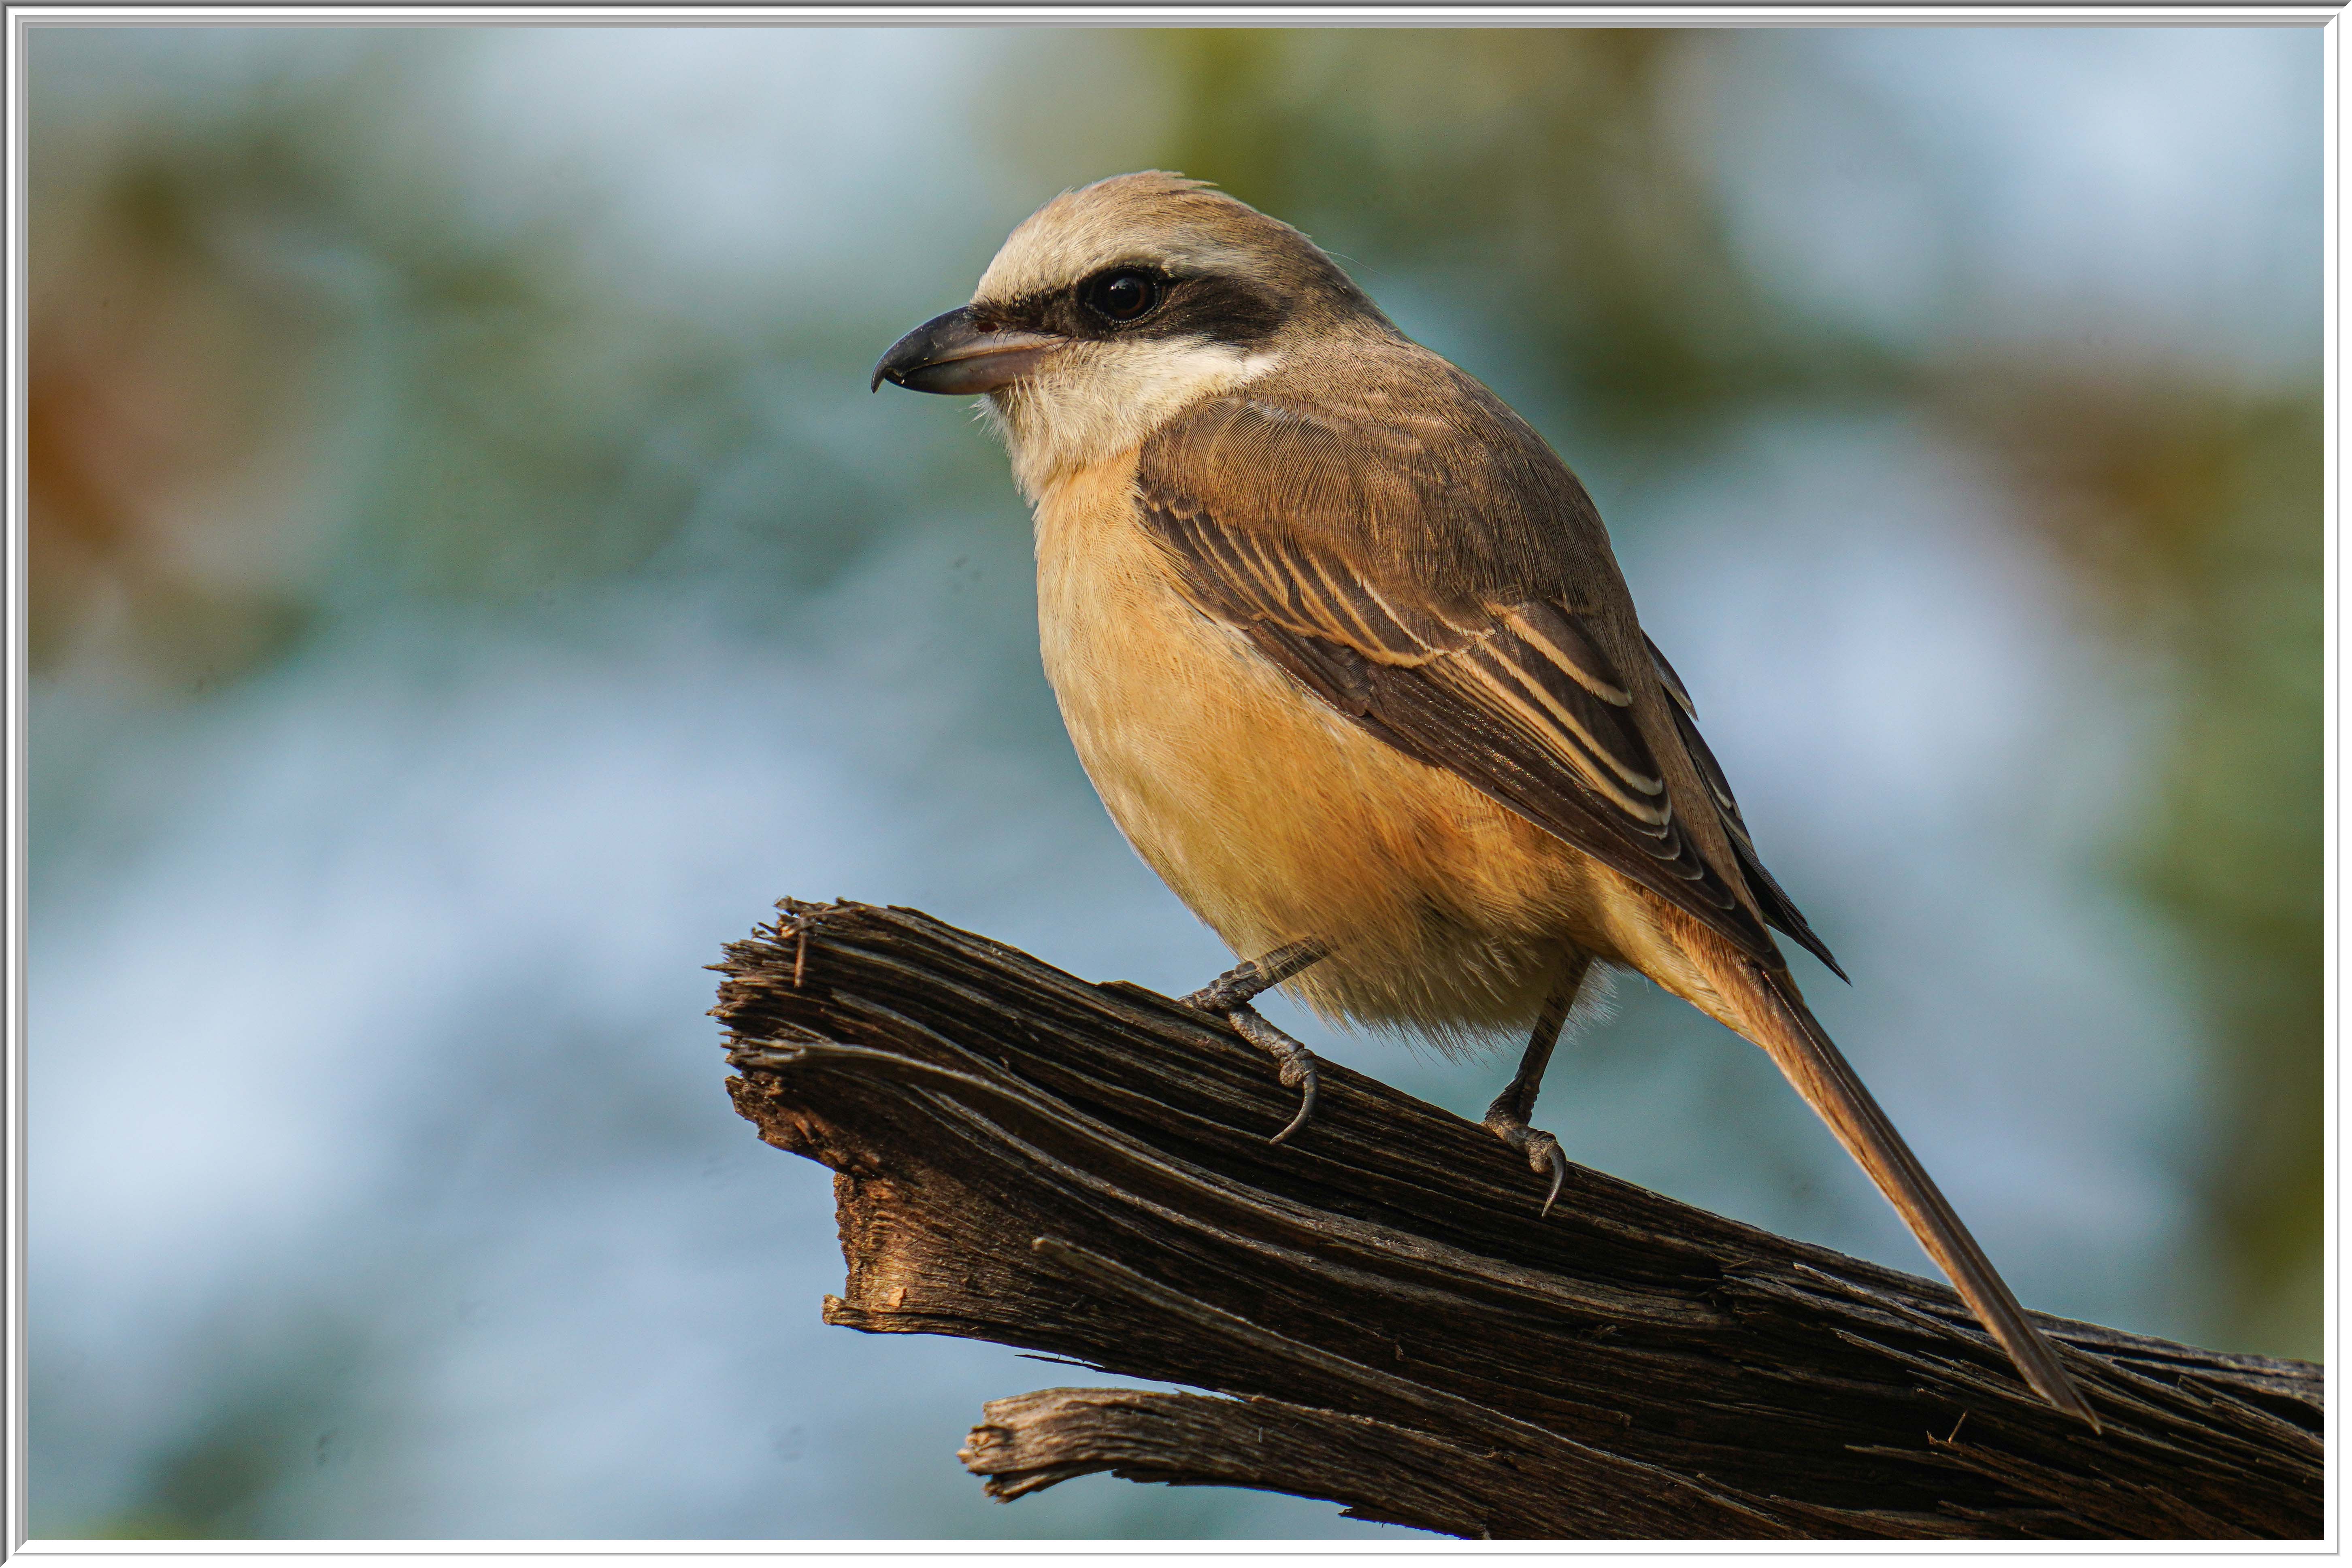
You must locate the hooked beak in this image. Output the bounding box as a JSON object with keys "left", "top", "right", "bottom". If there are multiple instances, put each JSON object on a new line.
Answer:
{"left": 871, "top": 306, "right": 1064, "bottom": 395}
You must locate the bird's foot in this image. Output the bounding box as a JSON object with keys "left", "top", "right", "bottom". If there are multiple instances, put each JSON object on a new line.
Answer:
{"left": 1179, "top": 941, "right": 1328, "bottom": 1145}
{"left": 1482, "top": 1105, "right": 1569, "bottom": 1218}
{"left": 1217, "top": 1002, "right": 1321, "bottom": 1146}
{"left": 1179, "top": 939, "right": 1327, "bottom": 1013}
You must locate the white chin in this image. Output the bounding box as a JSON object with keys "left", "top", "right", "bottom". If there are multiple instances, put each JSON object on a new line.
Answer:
{"left": 992, "top": 339, "right": 1281, "bottom": 498}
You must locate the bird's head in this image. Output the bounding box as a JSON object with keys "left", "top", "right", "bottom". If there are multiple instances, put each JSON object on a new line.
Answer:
{"left": 873, "top": 172, "right": 1386, "bottom": 497}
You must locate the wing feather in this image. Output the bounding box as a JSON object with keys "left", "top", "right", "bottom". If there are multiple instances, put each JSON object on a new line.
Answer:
{"left": 1451, "top": 641, "right": 1668, "bottom": 821}
{"left": 1645, "top": 635, "right": 1847, "bottom": 979}
{"left": 1505, "top": 602, "right": 1633, "bottom": 706}
{"left": 1137, "top": 388, "right": 1837, "bottom": 970}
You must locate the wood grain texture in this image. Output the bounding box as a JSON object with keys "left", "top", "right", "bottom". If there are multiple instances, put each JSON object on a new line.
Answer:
{"left": 713, "top": 899, "right": 2321, "bottom": 1540}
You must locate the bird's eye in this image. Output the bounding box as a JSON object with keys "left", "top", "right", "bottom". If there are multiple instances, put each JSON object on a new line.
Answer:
{"left": 1080, "top": 269, "right": 1161, "bottom": 324}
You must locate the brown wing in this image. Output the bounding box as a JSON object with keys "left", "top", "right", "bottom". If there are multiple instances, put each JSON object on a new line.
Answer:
{"left": 1646, "top": 636, "right": 1845, "bottom": 978}
{"left": 1137, "top": 379, "right": 1837, "bottom": 973}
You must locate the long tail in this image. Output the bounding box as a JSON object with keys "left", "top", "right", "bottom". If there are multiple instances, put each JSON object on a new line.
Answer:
{"left": 1714, "top": 950, "right": 2097, "bottom": 1428}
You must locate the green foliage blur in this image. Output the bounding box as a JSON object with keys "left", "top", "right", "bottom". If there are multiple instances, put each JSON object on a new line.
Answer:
{"left": 30, "top": 23, "right": 2319, "bottom": 1542}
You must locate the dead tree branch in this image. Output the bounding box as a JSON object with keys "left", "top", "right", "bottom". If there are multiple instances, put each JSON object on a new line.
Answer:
{"left": 713, "top": 899, "right": 2321, "bottom": 1540}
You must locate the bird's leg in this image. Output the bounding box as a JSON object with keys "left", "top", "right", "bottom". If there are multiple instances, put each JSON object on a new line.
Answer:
{"left": 1483, "top": 955, "right": 1592, "bottom": 1218}
{"left": 1179, "top": 939, "right": 1328, "bottom": 1012}
{"left": 1180, "top": 940, "right": 1328, "bottom": 1146}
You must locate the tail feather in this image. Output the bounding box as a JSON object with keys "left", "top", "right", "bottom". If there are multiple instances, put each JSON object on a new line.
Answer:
{"left": 1725, "top": 956, "right": 2097, "bottom": 1429}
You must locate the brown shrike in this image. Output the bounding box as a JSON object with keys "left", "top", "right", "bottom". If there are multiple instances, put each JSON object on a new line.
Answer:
{"left": 873, "top": 172, "right": 2093, "bottom": 1425}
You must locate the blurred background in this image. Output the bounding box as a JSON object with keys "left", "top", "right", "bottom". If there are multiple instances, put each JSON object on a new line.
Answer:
{"left": 27, "top": 23, "right": 2320, "bottom": 1541}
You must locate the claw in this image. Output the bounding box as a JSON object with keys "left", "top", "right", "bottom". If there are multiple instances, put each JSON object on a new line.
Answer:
{"left": 1484, "top": 1110, "right": 1569, "bottom": 1218}
{"left": 1271, "top": 1061, "right": 1319, "bottom": 1146}
{"left": 1541, "top": 1142, "right": 1567, "bottom": 1219}
{"left": 1222, "top": 1002, "right": 1322, "bottom": 1146}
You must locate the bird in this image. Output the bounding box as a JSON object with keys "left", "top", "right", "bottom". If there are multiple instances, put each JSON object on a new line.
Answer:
{"left": 871, "top": 170, "right": 2094, "bottom": 1426}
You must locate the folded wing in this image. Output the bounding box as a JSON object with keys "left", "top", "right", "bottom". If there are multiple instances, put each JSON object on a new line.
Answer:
{"left": 1138, "top": 389, "right": 1841, "bottom": 977}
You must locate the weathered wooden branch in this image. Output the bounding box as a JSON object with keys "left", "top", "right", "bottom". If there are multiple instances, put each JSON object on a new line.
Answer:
{"left": 713, "top": 899, "right": 2322, "bottom": 1540}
